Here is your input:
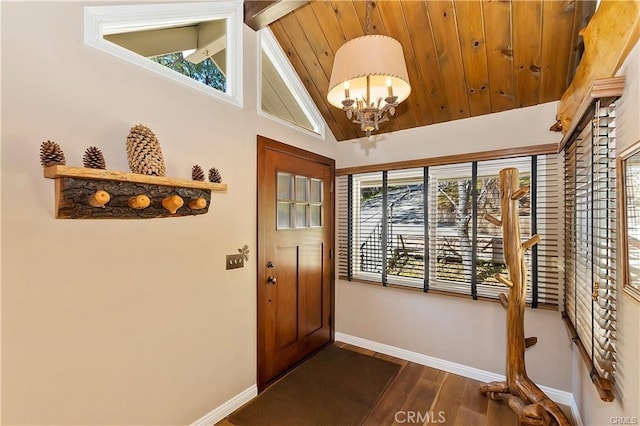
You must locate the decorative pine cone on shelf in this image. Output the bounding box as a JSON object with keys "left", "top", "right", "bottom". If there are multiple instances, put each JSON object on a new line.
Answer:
{"left": 192, "top": 164, "right": 205, "bottom": 181}
{"left": 39, "top": 140, "right": 66, "bottom": 167}
{"left": 126, "top": 124, "right": 166, "bottom": 176}
{"left": 82, "top": 146, "right": 107, "bottom": 169}
{"left": 208, "top": 167, "right": 222, "bottom": 183}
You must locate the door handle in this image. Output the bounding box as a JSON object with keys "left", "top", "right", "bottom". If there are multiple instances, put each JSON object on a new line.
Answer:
{"left": 267, "top": 276, "right": 277, "bottom": 285}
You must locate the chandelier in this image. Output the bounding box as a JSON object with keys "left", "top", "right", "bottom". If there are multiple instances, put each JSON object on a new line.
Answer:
{"left": 327, "top": 1, "right": 411, "bottom": 137}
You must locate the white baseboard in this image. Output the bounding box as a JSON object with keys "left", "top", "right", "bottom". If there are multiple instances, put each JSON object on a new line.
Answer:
{"left": 335, "top": 332, "right": 582, "bottom": 425}
{"left": 191, "top": 385, "right": 257, "bottom": 426}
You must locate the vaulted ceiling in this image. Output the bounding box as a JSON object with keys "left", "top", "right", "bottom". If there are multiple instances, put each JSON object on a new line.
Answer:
{"left": 250, "top": 0, "right": 596, "bottom": 141}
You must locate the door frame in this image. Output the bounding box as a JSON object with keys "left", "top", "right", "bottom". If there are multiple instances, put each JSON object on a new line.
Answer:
{"left": 256, "top": 135, "right": 335, "bottom": 391}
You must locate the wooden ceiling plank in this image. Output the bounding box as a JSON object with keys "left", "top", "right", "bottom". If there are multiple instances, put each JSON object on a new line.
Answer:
{"left": 330, "top": 1, "right": 365, "bottom": 42}
{"left": 512, "top": 0, "right": 543, "bottom": 108}
{"left": 539, "top": 1, "right": 575, "bottom": 104}
{"left": 401, "top": 0, "right": 450, "bottom": 124}
{"left": 244, "top": 1, "right": 308, "bottom": 31}
{"left": 482, "top": 0, "right": 515, "bottom": 113}
{"left": 276, "top": 15, "right": 360, "bottom": 139}
{"left": 402, "top": 1, "right": 450, "bottom": 123}
{"left": 270, "top": 21, "right": 347, "bottom": 141}
{"left": 377, "top": 1, "right": 430, "bottom": 130}
{"left": 453, "top": 0, "right": 492, "bottom": 116}
{"left": 309, "top": 1, "right": 349, "bottom": 54}
{"left": 292, "top": 5, "right": 335, "bottom": 82}
{"left": 426, "top": 0, "right": 471, "bottom": 120}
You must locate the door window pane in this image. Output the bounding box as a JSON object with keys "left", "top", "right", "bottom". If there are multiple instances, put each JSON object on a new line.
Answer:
{"left": 278, "top": 173, "right": 293, "bottom": 200}
{"left": 295, "top": 203, "right": 307, "bottom": 228}
{"left": 278, "top": 202, "right": 292, "bottom": 229}
{"left": 310, "top": 205, "right": 322, "bottom": 227}
{"left": 310, "top": 179, "right": 322, "bottom": 202}
{"left": 296, "top": 176, "right": 308, "bottom": 201}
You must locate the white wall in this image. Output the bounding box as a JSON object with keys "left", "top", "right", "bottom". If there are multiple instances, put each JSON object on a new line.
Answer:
{"left": 0, "top": 2, "right": 336, "bottom": 424}
{"left": 335, "top": 102, "right": 575, "bottom": 392}
{"left": 336, "top": 101, "right": 561, "bottom": 167}
{"left": 572, "top": 40, "right": 640, "bottom": 426}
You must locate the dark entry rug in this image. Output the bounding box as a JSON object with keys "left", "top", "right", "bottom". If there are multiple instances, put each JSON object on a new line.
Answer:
{"left": 228, "top": 345, "right": 400, "bottom": 426}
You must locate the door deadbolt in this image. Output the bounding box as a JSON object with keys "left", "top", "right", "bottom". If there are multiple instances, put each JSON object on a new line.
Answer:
{"left": 267, "top": 276, "right": 277, "bottom": 285}
{"left": 267, "top": 261, "right": 274, "bottom": 268}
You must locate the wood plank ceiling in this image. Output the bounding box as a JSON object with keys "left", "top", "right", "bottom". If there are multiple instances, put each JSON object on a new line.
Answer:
{"left": 267, "top": 0, "right": 596, "bottom": 141}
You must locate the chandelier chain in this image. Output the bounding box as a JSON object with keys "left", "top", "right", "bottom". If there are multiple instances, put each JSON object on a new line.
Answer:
{"left": 366, "top": 0, "right": 371, "bottom": 35}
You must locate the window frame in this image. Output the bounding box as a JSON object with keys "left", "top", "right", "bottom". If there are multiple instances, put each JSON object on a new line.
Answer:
{"left": 257, "top": 28, "right": 326, "bottom": 139}
{"left": 338, "top": 146, "right": 561, "bottom": 309}
{"left": 84, "top": 1, "right": 243, "bottom": 107}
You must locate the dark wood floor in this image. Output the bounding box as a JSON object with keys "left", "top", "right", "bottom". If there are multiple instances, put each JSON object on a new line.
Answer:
{"left": 219, "top": 342, "right": 574, "bottom": 425}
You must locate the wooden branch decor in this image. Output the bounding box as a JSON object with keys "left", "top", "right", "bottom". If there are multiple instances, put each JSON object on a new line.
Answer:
{"left": 43, "top": 165, "right": 226, "bottom": 219}
{"left": 556, "top": 1, "right": 639, "bottom": 133}
{"left": 479, "top": 168, "right": 570, "bottom": 426}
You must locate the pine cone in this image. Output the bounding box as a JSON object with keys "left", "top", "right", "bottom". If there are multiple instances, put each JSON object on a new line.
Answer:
{"left": 126, "top": 124, "right": 166, "bottom": 176}
{"left": 208, "top": 167, "right": 222, "bottom": 183}
{"left": 39, "top": 140, "right": 66, "bottom": 167}
{"left": 192, "top": 165, "right": 205, "bottom": 181}
{"left": 82, "top": 146, "right": 106, "bottom": 169}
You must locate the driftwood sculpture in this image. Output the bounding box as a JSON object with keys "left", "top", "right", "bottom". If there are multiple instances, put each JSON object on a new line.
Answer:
{"left": 479, "top": 168, "right": 569, "bottom": 426}
{"left": 556, "top": 0, "right": 639, "bottom": 133}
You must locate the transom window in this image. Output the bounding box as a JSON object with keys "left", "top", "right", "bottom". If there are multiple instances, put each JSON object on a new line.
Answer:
{"left": 258, "top": 29, "right": 325, "bottom": 138}
{"left": 84, "top": 2, "right": 243, "bottom": 106}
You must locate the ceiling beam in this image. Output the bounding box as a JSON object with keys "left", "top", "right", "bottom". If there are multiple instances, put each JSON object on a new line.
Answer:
{"left": 184, "top": 20, "right": 226, "bottom": 68}
{"left": 104, "top": 27, "right": 197, "bottom": 57}
{"left": 244, "top": 1, "right": 308, "bottom": 31}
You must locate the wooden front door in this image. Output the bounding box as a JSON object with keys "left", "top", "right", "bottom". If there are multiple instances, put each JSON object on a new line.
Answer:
{"left": 257, "top": 136, "right": 334, "bottom": 391}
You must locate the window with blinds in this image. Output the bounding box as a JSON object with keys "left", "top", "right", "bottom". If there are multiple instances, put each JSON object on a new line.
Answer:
{"left": 563, "top": 102, "right": 617, "bottom": 401}
{"left": 337, "top": 154, "right": 562, "bottom": 308}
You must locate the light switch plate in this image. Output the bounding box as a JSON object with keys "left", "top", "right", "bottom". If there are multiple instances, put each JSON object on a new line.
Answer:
{"left": 226, "top": 254, "right": 244, "bottom": 270}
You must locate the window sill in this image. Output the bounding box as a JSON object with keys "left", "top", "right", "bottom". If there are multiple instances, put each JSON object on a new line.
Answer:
{"left": 561, "top": 312, "right": 615, "bottom": 402}
{"left": 338, "top": 275, "right": 559, "bottom": 311}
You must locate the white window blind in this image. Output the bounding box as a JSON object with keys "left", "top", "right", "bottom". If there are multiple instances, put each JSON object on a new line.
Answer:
{"left": 337, "top": 154, "right": 562, "bottom": 308}
{"left": 563, "top": 102, "right": 617, "bottom": 401}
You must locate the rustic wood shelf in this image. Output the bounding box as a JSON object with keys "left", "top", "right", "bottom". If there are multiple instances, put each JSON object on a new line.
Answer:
{"left": 43, "top": 165, "right": 227, "bottom": 219}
